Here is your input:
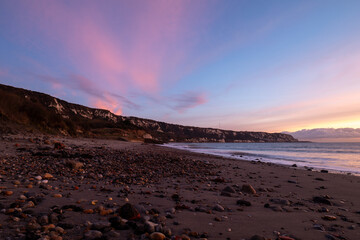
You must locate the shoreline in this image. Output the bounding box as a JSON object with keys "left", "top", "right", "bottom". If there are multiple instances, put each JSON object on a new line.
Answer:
{"left": 0, "top": 135, "right": 360, "bottom": 240}
{"left": 163, "top": 142, "right": 360, "bottom": 177}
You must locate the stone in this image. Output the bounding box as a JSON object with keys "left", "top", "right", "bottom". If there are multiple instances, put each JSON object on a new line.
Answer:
{"left": 145, "top": 221, "right": 157, "bottom": 233}
{"left": 24, "top": 201, "right": 35, "bottom": 208}
{"left": 313, "top": 196, "right": 332, "bottom": 205}
{"left": 222, "top": 186, "right": 236, "bottom": 193}
{"left": 150, "top": 232, "right": 166, "bottom": 240}
{"left": 119, "top": 203, "right": 140, "bottom": 220}
{"left": 163, "top": 227, "right": 172, "bottom": 236}
{"left": 52, "top": 194, "right": 62, "bottom": 198}
{"left": 213, "top": 204, "right": 225, "bottom": 212}
{"left": 43, "top": 173, "right": 54, "bottom": 179}
{"left": 83, "top": 209, "right": 94, "bottom": 214}
{"left": 4, "top": 191, "right": 13, "bottom": 196}
{"left": 279, "top": 236, "right": 295, "bottom": 240}
{"left": 91, "top": 221, "right": 111, "bottom": 230}
{"left": 250, "top": 235, "right": 265, "bottom": 240}
{"left": 241, "top": 184, "right": 256, "bottom": 194}
{"left": 109, "top": 216, "right": 128, "bottom": 230}
{"left": 236, "top": 199, "right": 251, "bottom": 206}
{"left": 55, "top": 226, "right": 65, "bottom": 234}
{"left": 270, "top": 199, "right": 290, "bottom": 205}
{"left": 35, "top": 176, "right": 42, "bottom": 181}
{"left": 322, "top": 215, "right": 337, "bottom": 221}
{"left": 84, "top": 230, "right": 102, "bottom": 240}
{"left": 65, "top": 160, "right": 84, "bottom": 170}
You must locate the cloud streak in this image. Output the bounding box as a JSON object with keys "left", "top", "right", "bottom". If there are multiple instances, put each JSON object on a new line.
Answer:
{"left": 286, "top": 128, "right": 360, "bottom": 140}
{"left": 36, "top": 73, "right": 140, "bottom": 114}
{"left": 171, "top": 92, "right": 207, "bottom": 113}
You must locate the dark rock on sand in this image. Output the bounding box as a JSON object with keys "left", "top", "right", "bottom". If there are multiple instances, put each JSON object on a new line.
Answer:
{"left": 222, "top": 186, "right": 236, "bottom": 193}
{"left": 270, "top": 199, "right": 291, "bottom": 205}
{"left": 250, "top": 235, "right": 265, "bottom": 240}
{"left": 84, "top": 230, "right": 103, "bottom": 240}
{"left": 119, "top": 203, "right": 140, "bottom": 220}
{"left": 237, "top": 199, "right": 251, "bottom": 206}
{"left": 313, "top": 196, "right": 332, "bottom": 205}
{"left": 242, "top": 184, "right": 256, "bottom": 194}
{"left": 109, "top": 216, "right": 129, "bottom": 230}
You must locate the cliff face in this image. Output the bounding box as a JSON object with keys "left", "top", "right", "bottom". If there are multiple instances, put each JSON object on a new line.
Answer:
{"left": 0, "top": 84, "right": 298, "bottom": 143}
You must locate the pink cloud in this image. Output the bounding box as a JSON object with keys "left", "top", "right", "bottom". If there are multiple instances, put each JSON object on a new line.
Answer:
{"left": 9, "top": 1, "right": 204, "bottom": 96}
{"left": 93, "top": 93, "right": 122, "bottom": 116}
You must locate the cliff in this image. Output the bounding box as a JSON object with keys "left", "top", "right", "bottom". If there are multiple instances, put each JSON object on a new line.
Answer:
{"left": 0, "top": 84, "right": 298, "bottom": 143}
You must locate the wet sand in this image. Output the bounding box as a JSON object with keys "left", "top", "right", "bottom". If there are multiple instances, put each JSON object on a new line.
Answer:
{"left": 0, "top": 135, "right": 359, "bottom": 240}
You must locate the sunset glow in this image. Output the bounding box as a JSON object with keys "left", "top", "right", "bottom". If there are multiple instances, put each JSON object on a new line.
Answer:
{"left": 1, "top": 0, "right": 359, "bottom": 132}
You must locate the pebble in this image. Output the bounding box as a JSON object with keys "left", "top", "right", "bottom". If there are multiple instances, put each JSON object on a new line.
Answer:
{"left": 241, "top": 184, "right": 256, "bottom": 194}
{"left": 214, "top": 204, "right": 225, "bottom": 212}
{"left": 222, "top": 186, "right": 236, "bottom": 193}
{"left": 43, "top": 173, "right": 54, "bottom": 179}
{"left": 23, "top": 201, "right": 35, "bottom": 208}
{"left": 236, "top": 199, "right": 251, "bottom": 206}
{"left": 35, "top": 176, "right": 42, "bottom": 181}
{"left": 150, "top": 232, "right": 166, "bottom": 240}
{"left": 250, "top": 235, "right": 265, "bottom": 240}
{"left": 84, "top": 230, "right": 103, "bottom": 240}
{"left": 119, "top": 203, "right": 140, "bottom": 220}
{"left": 322, "top": 215, "right": 337, "bottom": 221}
{"left": 313, "top": 196, "right": 332, "bottom": 205}
{"left": 4, "top": 191, "right": 14, "bottom": 196}
{"left": 278, "top": 236, "right": 295, "bottom": 240}
{"left": 52, "top": 194, "right": 62, "bottom": 198}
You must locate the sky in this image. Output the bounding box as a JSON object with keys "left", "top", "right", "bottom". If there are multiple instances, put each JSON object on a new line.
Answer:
{"left": 1, "top": 0, "right": 360, "bottom": 133}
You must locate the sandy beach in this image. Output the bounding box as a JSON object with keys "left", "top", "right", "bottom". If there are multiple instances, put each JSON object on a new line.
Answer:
{"left": 0, "top": 135, "right": 359, "bottom": 240}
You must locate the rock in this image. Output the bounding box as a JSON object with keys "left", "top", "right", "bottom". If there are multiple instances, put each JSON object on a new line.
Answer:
{"left": 236, "top": 199, "right": 251, "bottom": 206}
{"left": 52, "top": 194, "right": 62, "bottom": 198}
{"left": 65, "top": 160, "right": 84, "bottom": 170}
{"left": 150, "top": 232, "right": 166, "bottom": 240}
{"left": 250, "top": 235, "right": 265, "bottom": 240}
{"left": 220, "top": 191, "right": 232, "bottom": 197}
{"left": 322, "top": 215, "right": 337, "bottom": 221}
{"left": 35, "top": 176, "right": 42, "bottom": 181}
{"left": 38, "top": 215, "right": 49, "bottom": 225}
{"left": 241, "top": 184, "right": 256, "bottom": 194}
{"left": 3, "top": 190, "right": 13, "bottom": 196}
{"left": 13, "top": 180, "right": 21, "bottom": 185}
{"left": 55, "top": 226, "right": 65, "bottom": 234}
{"left": 104, "top": 230, "right": 121, "bottom": 239}
{"left": 24, "top": 201, "right": 35, "bottom": 208}
{"left": 313, "top": 196, "right": 332, "bottom": 205}
{"left": 43, "top": 173, "right": 54, "bottom": 179}
{"left": 119, "top": 203, "right": 140, "bottom": 220}
{"left": 181, "top": 234, "right": 191, "bottom": 240}
{"left": 42, "top": 224, "right": 55, "bottom": 232}
{"left": 145, "top": 221, "right": 157, "bottom": 233}
{"left": 313, "top": 224, "right": 325, "bottom": 231}
{"left": 83, "top": 209, "right": 94, "bottom": 214}
{"left": 109, "top": 216, "right": 128, "bottom": 230}
{"left": 270, "top": 199, "right": 290, "bottom": 205}
{"left": 222, "top": 186, "right": 236, "bottom": 193}
{"left": 84, "top": 230, "right": 102, "bottom": 240}
{"left": 278, "top": 236, "right": 295, "bottom": 240}
{"left": 213, "top": 204, "right": 225, "bottom": 212}
{"left": 49, "top": 213, "right": 59, "bottom": 224}
{"left": 321, "top": 170, "right": 328, "bottom": 173}
{"left": 91, "top": 221, "right": 111, "bottom": 230}
{"left": 163, "top": 227, "right": 172, "bottom": 236}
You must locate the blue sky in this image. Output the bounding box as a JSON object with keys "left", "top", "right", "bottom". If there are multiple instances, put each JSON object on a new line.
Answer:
{"left": 1, "top": 0, "right": 360, "bottom": 132}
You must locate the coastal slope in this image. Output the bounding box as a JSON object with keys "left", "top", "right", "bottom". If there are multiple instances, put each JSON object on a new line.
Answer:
{"left": 0, "top": 84, "right": 297, "bottom": 143}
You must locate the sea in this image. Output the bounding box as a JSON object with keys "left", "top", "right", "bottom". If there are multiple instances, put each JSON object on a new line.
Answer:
{"left": 164, "top": 142, "right": 360, "bottom": 176}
